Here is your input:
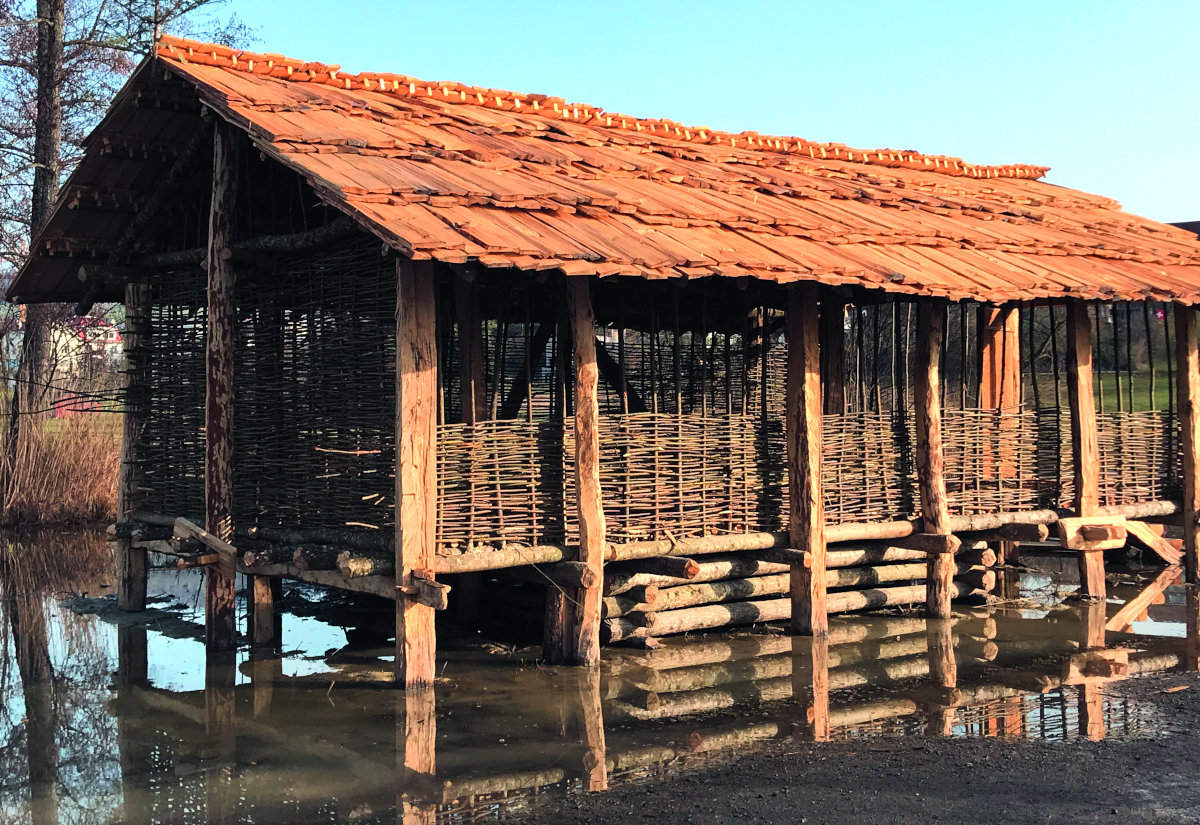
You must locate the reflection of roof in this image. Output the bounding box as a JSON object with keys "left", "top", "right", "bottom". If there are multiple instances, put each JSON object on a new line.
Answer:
{"left": 10, "top": 34, "right": 1200, "bottom": 304}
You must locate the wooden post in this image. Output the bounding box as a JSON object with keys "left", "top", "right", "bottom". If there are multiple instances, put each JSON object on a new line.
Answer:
{"left": 568, "top": 276, "right": 605, "bottom": 666}
{"left": 455, "top": 274, "right": 487, "bottom": 425}
{"left": 117, "top": 282, "right": 150, "bottom": 612}
{"left": 786, "top": 283, "right": 826, "bottom": 636}
{"left": 205, "top": 122, "right": 237, "bottom": 653}
{"left": 978, "top": 304, "right": 1020, "bottom": 478}
{"left": 819, "top": 293, "right": 845, "bottom": 415}
{"left": 1066, "top": 300, "right": 1104, "bottom": 597}
{"left": 249, "top": 576, "right": 281, "bottom": 649}
{"left": 396, "top": 258, "right": 439, "bottom": 688}
{"left": 915, "top": 301, "right": 953, "bottom": 618}
{"left": 1175, "top": 304, "right": 1200, "bottom": 584}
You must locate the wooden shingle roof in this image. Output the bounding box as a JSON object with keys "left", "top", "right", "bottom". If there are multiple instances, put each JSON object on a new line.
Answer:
{"left": 10, "top": 34, "right": 1200, "bottom": 304}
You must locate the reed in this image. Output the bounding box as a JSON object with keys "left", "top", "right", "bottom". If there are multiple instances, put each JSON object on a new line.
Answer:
{"left": 0, "top": 412, "right": 120, "bottom": 525}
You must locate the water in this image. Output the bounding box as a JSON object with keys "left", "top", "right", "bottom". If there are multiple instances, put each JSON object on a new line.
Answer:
{"left": 1, "top": 531, "right": 1197, "bottom": 824}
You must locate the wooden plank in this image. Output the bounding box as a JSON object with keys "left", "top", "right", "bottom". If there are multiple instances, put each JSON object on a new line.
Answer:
{"left": 396, "top": 258, "right": 439, "bottom": 688}
{"left": 205, "top": 121, "right": 238, "bottom": 654}
{"left": 1066, "top": 300, "right": 1104, "bottom": 597}
{"left": 786, "top": 283, "right": 826, "bottom": 636}
{"left": 568, "top": 275, "right": 606, "bottom": 666}
{"left": 1105, "top": 566, "right": 1183, "bottom": 633}
{"left": 915, "top": 301, "right": 952, "bottom": 618}
{"left": 1176, "top": 304, "right": 1200, "bottom": 583}
{"left": 117, "top": 282, "right": 150, "bottom": 612}
{"left": 1057, "top": 516, "right": 1127, "bottom": 551}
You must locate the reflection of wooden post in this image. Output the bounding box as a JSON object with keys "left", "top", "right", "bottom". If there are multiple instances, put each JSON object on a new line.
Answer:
{"left": 8, "top": 592, "right": 58, "bottom": 825}
{"left": 1078, "top": 683, "right": 1106, "bottom": 741}
{"left": 398, "top": 688, "right": 437, "bottom": 825}
{"left": 575, "top": 668, "right": 608, "bottom": 791}
{"left": 117, "top": 282, "right": 150, "bottom": 612}
{"left": 116, "top": 625, "right": 148, "bottom": 825}
{"left": 916, "top": 302, "right": 953, "bottom": 618}
{"left": 117, "top": 624, "right": 148, "bottom": 686}
{"left": 925, "top": 618, "right": 958, "bottom": 736}
{"left": 790, "top": 635, "right": 831, "bottom": 742}
{"left": 205, "top": 121, "right": 238, "bottom": 653}
{"left": 250, "top": 652, "right": 281, "bottom": 719}
{"left": 568, "top": 276, "right": 605, "bottom": 666}
{"left": 204, "top": 653, "right": 237, "bottom": 821}
{"left": 978, "top": 305, "right": 1021, "bottom": 478}
{"left": 1176, "top": 305, "right": 1200, "bottom": 584}
{"left": 396, "top": 259, "right": 439, "bottom": 688}
{"left": 787, "top": 283, "right": 826, "bottom": 636}
{"left": 820, "top": 293, "right": 845, "bottom": 415}
{"left": 1066, "top": 301, "right": 1104, "bottom": 597}
{"left": 1186, "top": 586, "right": 1200, "bottom": 672}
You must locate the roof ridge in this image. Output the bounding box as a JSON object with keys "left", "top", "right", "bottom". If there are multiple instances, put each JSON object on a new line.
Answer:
{"left": 155, "top": 33, "right": 1050, "bottom": 182}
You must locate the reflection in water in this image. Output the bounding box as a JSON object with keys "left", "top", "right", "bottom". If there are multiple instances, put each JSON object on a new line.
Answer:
{"left": 1, "top": 533, "right": 1197, "bottom": 824}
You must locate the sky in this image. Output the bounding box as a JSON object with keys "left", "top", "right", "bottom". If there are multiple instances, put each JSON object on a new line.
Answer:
{"left": 216, "top": 0, "right": 1199, "bottom": 222}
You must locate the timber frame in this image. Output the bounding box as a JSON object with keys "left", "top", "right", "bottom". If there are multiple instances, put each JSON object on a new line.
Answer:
{"left": 9, "top": 39, "right": 1200, "bottom": 688}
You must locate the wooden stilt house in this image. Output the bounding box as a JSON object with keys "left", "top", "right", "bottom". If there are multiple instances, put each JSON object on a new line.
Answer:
{"left": 9, "top": 35, "right": 1200, "bottom": 686}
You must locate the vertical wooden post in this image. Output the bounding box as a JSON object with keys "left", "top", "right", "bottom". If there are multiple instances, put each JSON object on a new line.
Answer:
{"left": 568, "top": 276, "right": 605, "bottom": 666}
{"left": 249, "top": 576, "right": 281, "bottom": 649}
{"left": 117, "top": 282, "right": 150, "bottom": 612}
{"left": 205, "top": 122, "right": 238, "bottom": 653}
{"left": 786, "top": 282, "right": 826, "bottom": 636}
{"left": 1066, "top": 300, "right": 1104, "bottom": 597}
{"left": 915, "top": 301, "right": 953, "bottom": 618}
{"left": 1175, "top": 304, "right": 1200, "bottom": 584}
{"left": 978, "top": 304, "right": 1020, "bottom": 478}
{"left": 455, "top": 274, "right": 487, "bottom": 425}
{"left": 819, "top": 293, "right": 845, "bottom": 415}
{"left": 395, "top": 258, "right": 439, "bottom": 688}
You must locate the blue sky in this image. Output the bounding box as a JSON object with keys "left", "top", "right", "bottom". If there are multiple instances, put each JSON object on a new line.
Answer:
{"left": 220, "top": 0, "right": 1199, "bottom": 221}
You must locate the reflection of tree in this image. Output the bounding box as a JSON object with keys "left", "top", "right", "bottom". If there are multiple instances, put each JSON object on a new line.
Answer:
{"left": 0, "top": 530, "right": 119, "bottom": 825}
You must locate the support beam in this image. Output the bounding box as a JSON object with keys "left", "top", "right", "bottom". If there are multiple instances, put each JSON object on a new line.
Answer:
{"left": 568, "top": 275, "right": 605, "bottom": 666}
{"left": 396, "top": 258, "right": 439, "bottom": 688}
{"left": 978, "top": 304, "right": 1021, "bottom": 478}
{"left": 455, "top": 274, "right": 487, "bottom": 425}
{"left": 204, "top": 122, "right": 237, "bottom": 654}
{"left": 819, "top": 293, "right": 845, "bottom": 415}
{"left": 915, "top": 301, "right": 953, "bottom": 618}
{"left": 786, "top": 282, "right": 826, "bottom": 636}
{"left": 117, "top": 282, "right": 149, "bottom": 612}
{"left": 1066, "top": 300, "right": 1104, "bottom": 597}
{"left": 1176, "top": 304, "right": 1200, "bottom": 584}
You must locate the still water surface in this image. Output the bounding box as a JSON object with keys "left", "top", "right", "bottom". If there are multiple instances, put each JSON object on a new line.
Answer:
{"left": 1, "top": 531, "right": 1195, "bottom": 824}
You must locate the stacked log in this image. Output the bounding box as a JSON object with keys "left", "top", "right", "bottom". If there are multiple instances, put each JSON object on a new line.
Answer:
{"left": 601, "top": 541, "right": 998, "bottom": 645}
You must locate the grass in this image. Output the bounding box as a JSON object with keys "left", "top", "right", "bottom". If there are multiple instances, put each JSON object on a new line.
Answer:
{"left": 0, "top": 413, "right": 120, "bottom": 526}
{"left": 1030, "top": 368, "right": 1175, "bottom": 413}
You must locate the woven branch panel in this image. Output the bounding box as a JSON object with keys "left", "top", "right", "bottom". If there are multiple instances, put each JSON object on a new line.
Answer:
{"left": 1097, "top": 410, "right": 1180, "bottom": 507}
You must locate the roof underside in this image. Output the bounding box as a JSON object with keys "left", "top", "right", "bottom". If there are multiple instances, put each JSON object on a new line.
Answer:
{"left": 10, "top": 34, "right": 1200, "bottom": 305}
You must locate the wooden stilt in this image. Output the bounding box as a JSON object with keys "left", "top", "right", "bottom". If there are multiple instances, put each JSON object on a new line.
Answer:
{"left": 915, "top": 302, "right": 953, "bottom": 618}
{"left": 568, "top": 276, "right": 605, "bottom": 666}
{"left": 786, "top": 283, "right": 826, "bottom": 636}
{"left": 117, "top": 282, "right": 150, "bottom": 612}
{"left": 395, "top": 259, "right": 439, "bottom": 688}
{"left": 249, "top": 576, "right": 281, "bottom": 649}
{"left": 204, "top": 122, "right": 238, "bottom": 654}
{"left": 1066, "top": 300, "right": 1104, "bottom": 598}
{"left": 819, "top": 293, "right": 845, "bottom": 415}
{"left": 978, "top": 304, "right": 1020, "bottom": 478}
{"left": 1175, "top": 304, "right": 1200, "bottom": 584}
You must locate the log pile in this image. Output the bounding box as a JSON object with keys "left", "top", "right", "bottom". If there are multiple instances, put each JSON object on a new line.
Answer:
{"left": 600, "top": 541, "right": 997, "bottom": 645}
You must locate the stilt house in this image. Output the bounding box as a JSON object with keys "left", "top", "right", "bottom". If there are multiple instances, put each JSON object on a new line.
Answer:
{"left": 9, "top": 35, "right": 1200, "bottom": 686}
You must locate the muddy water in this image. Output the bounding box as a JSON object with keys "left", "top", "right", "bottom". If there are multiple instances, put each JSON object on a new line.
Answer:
{"left": 1, "top": 531, "right": 1197, "bottom": 824}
